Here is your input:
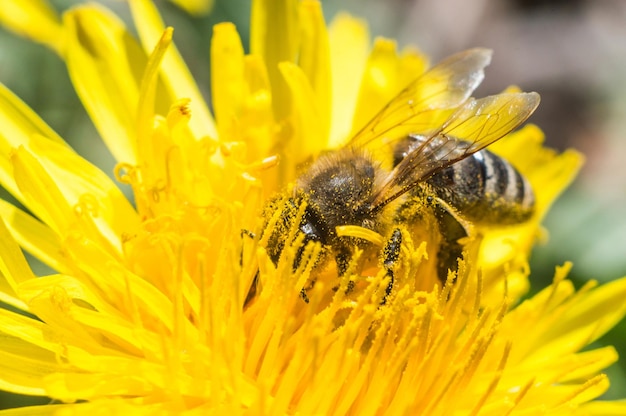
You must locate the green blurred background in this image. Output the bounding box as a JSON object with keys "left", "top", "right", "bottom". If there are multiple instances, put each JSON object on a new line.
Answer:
{"left": 1, "top": 0, "right": 625, "bottom": 408}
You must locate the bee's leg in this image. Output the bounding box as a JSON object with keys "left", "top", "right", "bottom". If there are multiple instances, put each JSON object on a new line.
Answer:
{"left": 381, "top": 228, "right": 402, "bottom": 304}
{"left": 245, "top": 272, "right": 259, "bottom": 306}
{"left": 241, "top": 229, "right": 258, "bottom": 307}
{"left": 294, "top": 254, "right": 316, "bottom": 304}
{"left": 332, "top": 248, "right": 356, "bottom": 295}
{"left": 431, "top": 202, "right": 468, "bottom": 283}
{"left": 300, "top": 287, "right": 311, "bottom": 303}
{"left": 295, "top": 234, "right": 324, "bottom": 304}
{"left": 335, "top": 248, "right": 351, "bottom": 276}
{"left": 244, "top": 228, "right": 317, "bottom": 304}
{"left": 241, "top": 229, "right": 256, "bottom": 240}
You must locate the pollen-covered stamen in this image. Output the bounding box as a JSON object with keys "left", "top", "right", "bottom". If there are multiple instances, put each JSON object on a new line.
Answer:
{"left": 246, "top": 154, "right": 280, "bottom": 172}
{"left": 335, "top": 225, "right": 384, "bottom": 246}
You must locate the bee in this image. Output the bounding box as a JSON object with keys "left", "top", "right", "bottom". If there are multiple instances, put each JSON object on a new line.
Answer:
{"left": 258, "top": 48, "right": 539, "bottom": 303}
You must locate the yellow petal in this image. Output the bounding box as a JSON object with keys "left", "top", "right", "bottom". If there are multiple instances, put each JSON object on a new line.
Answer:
{"left": 61, "top": 236, "right": 180, "bottom": 337}
{"left": 396, "top": 46, "right": 429, "bottom": 89}
{"left": 578, "top": 400, "right": 626, "bottom": 416}
{"left": 351, "top": 37, "right": 400, "bottom": 135}
{"left": 498, "top": 270, "right": 626, "bottom": 386}
{"left": 328, "top": 13, "right": 370, "bottom": 147}
{"left": 168, "top": 0, "right": 214, "bottom": 16}
{"left": 128, "top": 0, "right": 217, "bottom": 140}
{"left": 241, "top": 55, "right": 276, "bottom": 160}
{"left": 0, "top": 0, "right": 63, "bottom": 55}
{"left": 63, "top": 6, "right": 143, "bottom": 164}
{"left": 251, "top": 0, "right": 299, "bottom": 120}
{"left": 348, "top": 38, "right": 433, "bottom": 149}
{"left": 27, "top": 137, "right": 139, "bottom": 249}
{"left": 0, "top": 83, "right": 67, "bottom": 203}
{"left": 534, "top": 276, "right": 626, "bottom": 353}
{"left": 0, "top": 342, "right": 55, "bottom": 396}
{"left": 2, "top": 402, "right": 151, "bottom": 415}
{"left": 210, "top": 23, "right": 277, "bottom": 178}
{"left": 11, "top": 146, "right": 73, "bottom": 236}
{"left": 8, "top": 132, "right": 138, "bottom": 255}
{"left": 298, "top": 0, "right": 331, "bottom": 142}
{"left": 0, "top": 199, "right": 66, "bottom": 276}
{"left": 0, "top": 218, "right": 33, "bottom": 310}
{"left": 279, "top": 61, "right": 326, "bottom": 165}
{"left": 11, "top": 142, "right": 133, "bottom": 257}
{"left": 559, "top": 346, "right": 619, "bottom": 382}
{"left": 518, "top": 374, "right": 610, "bottom": 410}
{"left": 211, "top": 22, "right": 246, "bottom": 141}
{"left": 136, "top": 27, "right": 173, "bottom": 156}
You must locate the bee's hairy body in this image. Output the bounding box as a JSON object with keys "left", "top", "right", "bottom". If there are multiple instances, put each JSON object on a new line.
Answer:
{"left": 255, "top": 48, "right": 541, "bottom": 304}
{"left": 295, "top": 148, "right": 385, "bottom": 245}
{"left": 282, "top": 135, "right": 534, "bottom": 281}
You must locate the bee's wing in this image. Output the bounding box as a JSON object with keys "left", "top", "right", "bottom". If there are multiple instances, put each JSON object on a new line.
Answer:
{"left": 370, "top": 92, "right": 541, "bottom": 210}
{"left": 349, "top": 48, "right": 493, "bottom": 151}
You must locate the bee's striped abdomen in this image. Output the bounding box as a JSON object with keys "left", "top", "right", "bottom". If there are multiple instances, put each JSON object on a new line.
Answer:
{"left": 427, "top": 148, "right": 535, "bottom": 224}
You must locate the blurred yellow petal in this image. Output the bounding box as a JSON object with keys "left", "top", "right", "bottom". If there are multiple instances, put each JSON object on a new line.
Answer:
{"left": 280, "top": 61, "right": 326, "bottom": 163}
{"left": 328, "top": 13, "right": 370, "bottom": 147}
{"left": 168, "top": 0, "right": 214, "bottom": 16}
{"left": 532, "top": 276, "right": 626, "bottom": 354}
{"left": 299, "top": 0, "right": 331, "bottom": 142}
{"left": 63, "top": 6, "right": 144, "bottom": 164}
{"left": 0, "top": 199, "right": 66, "bottom": 276}
{"left": 135, "top": 27, "right": 174, "bottom": 182}
{"left": 578, "top": 400, "right": 626, "bottom": 415}
{"left": 0, "top": 339, "right": 57, "bottom": 396}
{"left": 240, "top": 55, "right": 276, "bottom": 167}
{"left": 10, "top": 135, "right": 138, "bottom": 255}
{"left": 28, "top": 137, "right": 139, "bottom": 244}
{"left": 128, "top": 0, "right": 217, "bottom": 140}
{"left": 350, "top": 38, "right": 431, "bottom": 141}
{"left": 211, "top": 23, "right": 246, "bottom": 141}
{"left": 396, "top": 47, "right": 429, "bottom": 89}
{"left": 0, "top": 218, "right": 34, "bottom": 309}
{"left": 0, "top": 0, "right": 63, "bottom": 55}
{"left": 0, "top": 83, "right": 66, "bottom": 147}
{"left": 251, "top": 0, "right": 299, "bottom": 119}
{"left": 351, "top": 38, "right": 401, "bottom": 133}
{"left": 0, "top": 83, "right": 67, "bottom": 203}
{"left": 11, "top": 146, "right": 73, "bottom": 235}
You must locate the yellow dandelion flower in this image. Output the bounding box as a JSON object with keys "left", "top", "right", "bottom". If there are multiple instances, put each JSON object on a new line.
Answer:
{"left": 0, "top": 0, "right": 624, "bottom": 415}
{"left": 168, "top": 0, "right": 214, "bottom": 16}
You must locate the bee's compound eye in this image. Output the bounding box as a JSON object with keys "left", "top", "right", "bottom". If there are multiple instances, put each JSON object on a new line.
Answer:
{"left": 426, "top": 196, "right": 434, "bottom": 204}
